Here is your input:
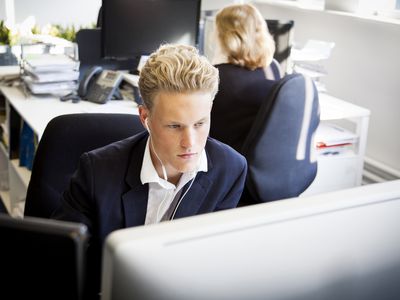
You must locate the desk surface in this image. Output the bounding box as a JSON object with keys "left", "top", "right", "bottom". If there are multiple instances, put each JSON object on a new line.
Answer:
{"left": 1, "top": 86, "right": 139, "bottom": 139}
{"left": 0, "top": 66, "right": 20, "bottom": 77}
{"left": 318, "top": 93, "right": 370, "bottom": 120}
{"left": 0, "top": 86, "right": 370, "bottom": 139}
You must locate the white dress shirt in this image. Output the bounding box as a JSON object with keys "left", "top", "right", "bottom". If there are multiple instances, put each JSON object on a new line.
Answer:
{"left": 140, "top": 138, "right": 208, "bottom": 225}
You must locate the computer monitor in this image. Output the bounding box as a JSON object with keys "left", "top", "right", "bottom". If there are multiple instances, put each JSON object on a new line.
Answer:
{"left": 101, "top": 0, "right": 201, "bottom": 60}
{"left": 101, "top": 180, "right": 400, "bottom": 300}
{"left": 266, "top": 19, "right": 295, "bottom": 74}
{"left": 0, "top": 215, "right": 89, "bottom": 300}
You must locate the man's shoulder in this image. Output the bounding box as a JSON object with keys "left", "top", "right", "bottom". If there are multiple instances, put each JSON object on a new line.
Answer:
{"left": 88, "top": 131, "right": 147, "bottom": 158}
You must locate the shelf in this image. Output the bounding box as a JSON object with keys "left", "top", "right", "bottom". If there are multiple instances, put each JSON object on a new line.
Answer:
{"left": 302, "top": 155, "right": 361, "bottom": 196}
{"left": 317, "top": 150, "right": 357, "bottom": 160}
{"left": 10, "top": 159, "right": 31, "bottom": 189}
{"left": 0, "top": 190, "right": 11, "bottom": 214}
{"left": 254, "top": 0, "right": 400, "bottom": 26}
{"left": 0, "top": 141, "right": 8, "bottom": 158}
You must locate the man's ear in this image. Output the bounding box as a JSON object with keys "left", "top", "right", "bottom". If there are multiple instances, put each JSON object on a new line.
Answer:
{"left": 138, "top": 105, "right": 149, "bottom": 128}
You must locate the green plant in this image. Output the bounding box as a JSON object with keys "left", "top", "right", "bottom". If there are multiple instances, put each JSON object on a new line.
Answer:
{"left": 0, "top": 20, "right": 97, "bottom": 45}
{"left": 0, "top": 20, "right": 11, "bottom": 45}
{"left": 53, "top": 24, "right": 78, "bottom": 42}
{"left": 49, "top": 23, "right": 96, "bottom": 42}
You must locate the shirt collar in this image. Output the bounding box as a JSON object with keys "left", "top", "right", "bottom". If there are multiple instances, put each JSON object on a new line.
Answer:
{"left": 140, "top": 137, "right": 208, "bottom": 188}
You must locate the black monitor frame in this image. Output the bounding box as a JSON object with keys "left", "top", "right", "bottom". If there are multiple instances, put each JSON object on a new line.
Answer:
{"left": 0, "top": 215, "right": 88, "bottom": 300}
{"left": 266, "top": 19, "right": 295, "bottom": 74}
{"left": 101, "top": 0, "right": 201, "bottom": 61}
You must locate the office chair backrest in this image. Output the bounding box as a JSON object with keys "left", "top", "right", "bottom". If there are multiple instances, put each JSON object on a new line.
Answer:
{"left": 24, "top": 113, "right": 145, "bottom": 218}
{"left": 241, "top": 73, "right": 320, "bottom": 203}
{"left": 265, "top": 58, "right": 282, "bottom": 81}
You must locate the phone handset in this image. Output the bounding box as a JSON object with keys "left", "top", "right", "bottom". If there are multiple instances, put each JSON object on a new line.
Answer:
{"left": 78, "top": 66, "right": 123, "bottom": 104}
{"left": 78, "top": 65, "right": 103, "bottom": 99}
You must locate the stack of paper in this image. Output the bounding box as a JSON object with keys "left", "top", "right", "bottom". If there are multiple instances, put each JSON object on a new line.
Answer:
{"left": 315, "top": 123, "right": 358, "bottom": 156}
{"left": 291, "top": 40, "right": 335, "bottom": 92}
{"left": 21, "top": 53, "right": 80, "bottom": 96}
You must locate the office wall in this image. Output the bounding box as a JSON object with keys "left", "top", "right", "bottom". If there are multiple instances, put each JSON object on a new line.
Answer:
{"left": 201, "top": 0, "right": 245, "bottom": 11}
{"left": 0, "top": 0, "right": 6, "bottom": 20}
{"left": 13, "top": 0, "right": 101, "bottom": 27}
{"left": 254, "top": 1, "right": 400, "bottom": 174}
{"left": 10, "top": 0, "right": 240, "bottom": 28}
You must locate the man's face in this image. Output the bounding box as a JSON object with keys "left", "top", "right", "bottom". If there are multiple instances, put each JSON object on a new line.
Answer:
{"left": 139, "top": 91, "right": 213, "bottom": 181}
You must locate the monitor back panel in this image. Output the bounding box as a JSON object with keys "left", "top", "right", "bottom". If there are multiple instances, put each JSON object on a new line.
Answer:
{"left": 0, "top": 215, "right": 88, "bottom": 300}
{"left": 101, "top": 180, "right": 400, "bottom": 300}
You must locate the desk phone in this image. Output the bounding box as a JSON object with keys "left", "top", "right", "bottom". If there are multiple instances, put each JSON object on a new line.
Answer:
{"left": 79, "top": 66, "right": 123, "bottom": 104}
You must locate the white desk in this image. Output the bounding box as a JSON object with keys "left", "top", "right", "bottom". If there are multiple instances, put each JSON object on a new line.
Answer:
{"left": 0, "top": 86, "right": 138, "bottom": 216}
{"left": 0, "top": 86, "right": 370, "bottom": 215}
{"left": 1, "top": 86, "right": 138, "bottom": 139}
{"left": 0, "top": 66, "right": 20, "bottom": 78}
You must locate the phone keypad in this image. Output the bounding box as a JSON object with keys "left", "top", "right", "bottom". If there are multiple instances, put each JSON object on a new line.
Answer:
{"left": 87, "top": 86, "right": 113, "bottom": 104}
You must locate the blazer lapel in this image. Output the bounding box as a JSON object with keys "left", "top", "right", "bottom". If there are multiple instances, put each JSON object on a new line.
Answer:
{"left": 120, "top": 135, "right": 216, "bottom": 224}
{"left": 173, "top": 174, "right": 212, "bottom": 219}
{"left": 174, "top": 146, "right": 215, "bottom": 219}
{"left": 122, "top": 135, "right": 149, "bottom": 227}
{"left": 122, "top": 185, "right": 148, "bottom": 227}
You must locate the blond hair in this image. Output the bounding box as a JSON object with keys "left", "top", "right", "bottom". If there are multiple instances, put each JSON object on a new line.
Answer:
{"left": 215, "top": 3, "right": 275, "bottom": 70}
{"left": 138, "top": 44, "right": 219, "bottom": 110}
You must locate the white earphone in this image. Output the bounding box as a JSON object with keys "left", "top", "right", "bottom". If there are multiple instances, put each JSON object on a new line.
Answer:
{"left": 146, "top": 117, "right": 168, "bottom": 181}
{"left": 145, "top": 116, "right": 200, "bottom": 221}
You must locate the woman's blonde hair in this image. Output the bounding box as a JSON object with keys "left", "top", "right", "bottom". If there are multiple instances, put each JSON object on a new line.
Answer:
{"left": 138, "top": 44, "right": 219, "bottom": 110}
{"left": 215, "top": 3, "right": 275, "bottom": 70}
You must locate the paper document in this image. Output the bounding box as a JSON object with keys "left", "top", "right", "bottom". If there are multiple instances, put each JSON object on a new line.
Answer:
{"left": 23, "top": 76, "right": 77, "bottom": 94}
{"left": 122, "top": 73, "right": 139, "bottom": 87}
{"left": 315, "top": 123, "right": 358, "bottom": 147}
{"left": 24, "top": 54, "right": 79, "bottom": 72}
{"left": 24, "top": 69, "right": 79, "bottom": 83}
{"left": 291, "top": 40, "right": 335, "bottom": 62}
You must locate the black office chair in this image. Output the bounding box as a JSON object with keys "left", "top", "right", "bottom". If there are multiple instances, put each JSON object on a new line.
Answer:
{"left": 24, "top": 113, "right": 145, "bottom": 218}
{"left": 265, "top": 58, "right": 282, "bottom": 81}
{"left": 0, "top": 200, "right": 9, "bottom": 215}
{"left": 240, "top": 73, "right": 320, "bottom": 204}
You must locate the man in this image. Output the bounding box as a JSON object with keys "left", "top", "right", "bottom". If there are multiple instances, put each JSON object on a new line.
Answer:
{"left": 53, "top": 44, "right": 247, "bottom": 298}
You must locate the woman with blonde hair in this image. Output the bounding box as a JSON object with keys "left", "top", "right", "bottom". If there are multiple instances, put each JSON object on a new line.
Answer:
{"left": 210, "top": 3, "right": 278, "bottom": 153}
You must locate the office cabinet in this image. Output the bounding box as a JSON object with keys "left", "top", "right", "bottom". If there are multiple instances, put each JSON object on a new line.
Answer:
{"left": 302, "top": 93, "right": 370, "bottom": 196}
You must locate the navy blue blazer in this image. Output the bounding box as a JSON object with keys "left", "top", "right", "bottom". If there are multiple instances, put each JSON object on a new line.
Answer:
{"left": 53, "top": 131, "right": 247, "bottom": 245}
{"left": 210, "top": 63, "right": 276, "bottom": 154}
